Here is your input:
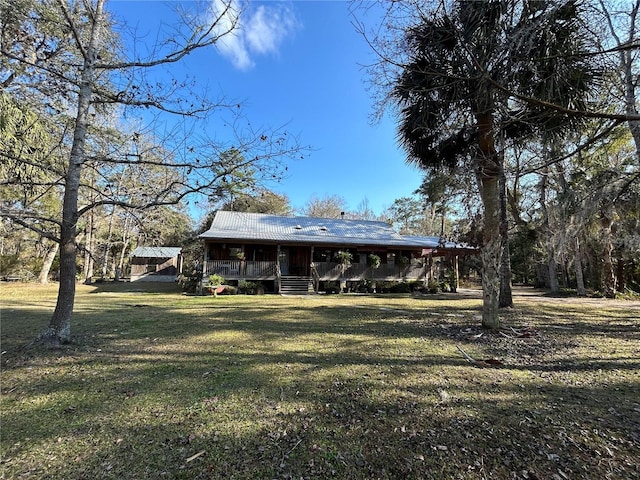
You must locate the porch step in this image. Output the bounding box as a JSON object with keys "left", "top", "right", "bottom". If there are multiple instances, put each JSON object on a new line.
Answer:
{"left": 280, "top": 276, "right": 314, "bottom": 295}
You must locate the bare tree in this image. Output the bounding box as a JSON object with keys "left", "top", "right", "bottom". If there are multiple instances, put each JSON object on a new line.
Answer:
{"left": 303, "top": 194, "right": 349, "bottom": 219}
{"left": 1, "top": 0, "right": 305, "bottom": 346}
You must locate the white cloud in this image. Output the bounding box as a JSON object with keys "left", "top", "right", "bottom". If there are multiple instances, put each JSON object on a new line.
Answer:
{"left": 211, "top": 0, "right": 299, "bottom": 71}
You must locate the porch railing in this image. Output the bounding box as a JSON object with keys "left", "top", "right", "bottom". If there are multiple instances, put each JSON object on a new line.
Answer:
{"left": 311, "top": 262, "right": 428, "bottom": 281}
{"left": 202, "top": 260, "right": 428, "bottom": 282}
{"left": 204, "top": 260, "right": 278, "bottom": 279}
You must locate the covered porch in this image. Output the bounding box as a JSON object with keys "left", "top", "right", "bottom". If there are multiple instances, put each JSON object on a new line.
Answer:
{"left": 202, "top": 242, "right": 453, "bottom": 293}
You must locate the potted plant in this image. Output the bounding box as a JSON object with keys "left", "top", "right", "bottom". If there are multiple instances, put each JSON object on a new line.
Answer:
{"left": 335, "top": 250, "right": 353, "bottom": 266}
{"left": 367, "top": 254, "right": 381, "bottom": 293}
{"left": 207, "top": 274, "right": 225, "bottom": 296}
{"left": 367, "top": 254, "right": 381, "bottom": 269}
{"left": 335, "top": 251, "right": 352, "bottom": 293}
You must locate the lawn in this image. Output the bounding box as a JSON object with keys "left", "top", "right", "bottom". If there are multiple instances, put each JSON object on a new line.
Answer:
{"left": 1, "top": 283, "right": 639, "bottom": 479}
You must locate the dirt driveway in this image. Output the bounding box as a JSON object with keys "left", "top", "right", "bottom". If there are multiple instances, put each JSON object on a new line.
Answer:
{"left": 457, "top": 285, "right": 640, "bottom": 310}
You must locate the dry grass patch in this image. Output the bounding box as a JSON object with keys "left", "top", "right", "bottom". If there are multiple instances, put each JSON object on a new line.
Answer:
{"left": 1, "top": 283, "right": 639, "bottom": 479}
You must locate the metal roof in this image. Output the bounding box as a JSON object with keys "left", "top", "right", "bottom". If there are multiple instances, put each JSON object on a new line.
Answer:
{"left": 130, "top": 246, "right": 182, "bottom": 258}
{"left": 404, "top": 235, "right": 472, "bottom": 251}
{"left": 199, "top": 211, "right": 454, "bottom": 249}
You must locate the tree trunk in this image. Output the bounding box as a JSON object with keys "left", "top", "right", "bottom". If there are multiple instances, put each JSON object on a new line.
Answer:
{"left": 575, "top": 237, "right": 586, "bottom": 297}
{"left": 498, "top": 163, "right": 513, "bottom": 308}
{"left": 547, "top": 247, "right": 559, "bottom": 294}
{"left": 42, "top": 1, "right": 103, "bottom": 346}
{"left": 563, "top": 262, "right": 570, "bottom": 289}
{"left": 476, "top": 112, "right": 501, "bottom": 329}
{"left": 535, "top": 262, "right": 547, "bottom": 288}
{"left": 480, "top": 187, "right": 501, "bottom": 328}
{"left": 617, "top": 254, "right": 626, "bottom": 292}
{"left": 116, "top": 214, "right": 132, "bottom": 277}
{"left": 452, "top": 254, "right": 459, "bottom": 293}
{"left": 83, "top": 209, "right": 95, "bottom": 284}
{"left": 101, "top": 205, "right": 116, "bottom": 279}
{"left": 38, "top": 242, "right": 59, "bottom": 284}
{"left": 601, "top": 204, "right": 616, "bottom": 298}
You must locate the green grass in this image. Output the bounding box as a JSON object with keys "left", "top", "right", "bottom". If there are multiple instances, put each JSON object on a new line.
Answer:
{"left": 1, "top": 283, "right": 639, "bottom": 479}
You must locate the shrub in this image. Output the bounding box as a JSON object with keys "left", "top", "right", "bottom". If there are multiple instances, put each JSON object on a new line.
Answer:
{"left": 177, "top": 266, "right": 203, "bottom": 293}
{"left": 208, "top": 274, "right": 225, "bottom": 286}
{"left": 389, "top": 282, "right": 411, "bottom": 293}
{"left": 322, "top": 281, "right": 340, "bottom": 294}
{"left": 353, "top": 280, "right": 374, "bottom": 293}
{"left": 0, "top": 254, "right": 20, "bottom": 276}
{"left": 238, "top": 280, "right": 264, "bottom": 295}
{"left": 427, "top": 281, "right": 440, "bottom": 294}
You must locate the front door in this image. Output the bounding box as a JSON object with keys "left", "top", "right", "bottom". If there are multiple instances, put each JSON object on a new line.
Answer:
{"left": 279, "top": 248, "right": 290, "bottom": 275}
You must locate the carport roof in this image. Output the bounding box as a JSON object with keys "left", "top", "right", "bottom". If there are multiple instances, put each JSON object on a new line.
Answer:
{"left": 130, "top": 246, "right": 182, "bottom": 258}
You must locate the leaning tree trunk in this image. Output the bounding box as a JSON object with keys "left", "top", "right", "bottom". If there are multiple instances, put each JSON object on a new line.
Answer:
{"left": 42, "top": 1, "right": 103, "bottom": 346}
{"left": 476, "top": 112, "right": 502, "bottom": 329}
{"left": 38, "top": 242, "right": 59, "bottom": 284}
{"left": 498, "top": 162, "right": 513, "bottom": 308}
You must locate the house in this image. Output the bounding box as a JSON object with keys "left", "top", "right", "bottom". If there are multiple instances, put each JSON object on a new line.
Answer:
{"left": 129, "top": 246, "right": 183, "bottom": 282}
{"left": 200, "top": 210, "right": 475, "bottom": 294}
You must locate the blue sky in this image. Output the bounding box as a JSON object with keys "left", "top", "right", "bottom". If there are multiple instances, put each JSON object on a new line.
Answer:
{"left": 109, "top": 1, "right": 423, "bottom": 217}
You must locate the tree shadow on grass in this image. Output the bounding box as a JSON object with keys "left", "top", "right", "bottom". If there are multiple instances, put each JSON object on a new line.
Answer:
{"left": 5, "top": 351, "right": 638, "bottom": 479}
{"left": 86, "top": 280, "right": 183, "bottom": 294}
{"left": 2, "top": 293, "right": 639, "bottom": 479}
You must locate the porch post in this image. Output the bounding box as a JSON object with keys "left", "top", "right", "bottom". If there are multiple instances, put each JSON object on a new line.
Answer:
{"left": 276, "top": 244, "right": 281, "bottom": 294}
{"left": 203, "top": 243, "right": 209, "bottom": 275}
{"left": 240, "top": 244, "right": 245, "bottom": 276}
{"left": 277, "top": 244, "right": 281, "bottom": 270}
{"left": 310, "top": 245, "right": 317, "bottom": 292}
{"left": 453, "top": 254, "right": 459, "bottom": 293}
{"left": 199, "top": 243, "right": 209, "bottom": 295}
